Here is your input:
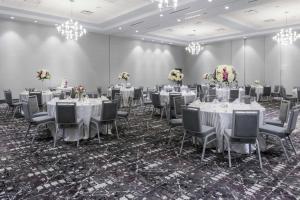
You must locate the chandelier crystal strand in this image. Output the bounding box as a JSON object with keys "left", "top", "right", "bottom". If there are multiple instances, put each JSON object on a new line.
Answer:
{"left": 152, "top": 0, "right": 178, "bottom": 10}
{"left": 57, "top": 0, "right": 87, "bottom": 40}
{"left": 185, "top": 42, "right": 202, "bottom": 55}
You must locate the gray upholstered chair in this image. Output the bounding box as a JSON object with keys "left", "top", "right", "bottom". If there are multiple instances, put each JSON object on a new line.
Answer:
{"left": 249, "top": 87, "right": 257, "bottom": 101}
{"left": 116, "top": 95, "right": 132, "bottom": 128}
{"left": 260, "top": 108, "right": 300, "bottom": 160}
{"left": 4, "top": 90, "right": 22, "bottom": 119}
{"left": 167, "top": 96, "right": 184, "bottom": 144}
{"left": 22, "top": 101, "right": 55, "bottom": 144}
{"left": 90, "top": 100, "right": 119, "bottom": 141}
{"left": 55, "top": 102, "right": 84, "bottom": 147}
{"left": 245, "top": 85, "right": 251, "bottom": 96}
{"left": 169, "top": 93, "right": 182, "bottom": 118}
{"left": 142, "top": 90, "right": 153, "bottom": 112}
{"left": 86, "top": 92, "right": 98, "bottom": 98}
{"left": 205, "top": 88, "right": 216, "bottom": 102}
{"left": 151, "top": 93, "right": 165, "bottom": 119}
{"left": 261, "top": 86, "right": 271, "bottom": 101}
{"left": 111, "top": 88, "right": 120, "bottom": 101}
{"left": 229, "top": 89, "right": 239, "bottom": 102}
{"left": 97, "top": 87, "right": 102, "bottom": 97}
{"left": 27, "top": 96, "right": 48, "bottom": 118}
{"left": 224, "top": 110, "right": 262, "bottom": 169}
{"left": 181, "top": 107, "right": 216, "bottom": 161}
{"left": 281, "top": 87, "right": 297, "bottom": 106}
{"left": 29, "top": 91, "right": 43, "bottom": 107}
{"left": 133, "top": 88, "right": 142, "bottom": 106}
{"left": 265, "top": 100, "right": 290, "bottom": 127}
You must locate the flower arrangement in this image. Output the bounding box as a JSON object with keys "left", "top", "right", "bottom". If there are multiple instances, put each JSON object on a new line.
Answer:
{"left": 36, "top": 69, "right": 51, "bottom": 81}
{"left": 118, "top": 72, "right": 130, "bottom": 81}
{"left": 168, "top": 69, "right": 184, "bottom": 83}
{"left": 75, "top": 85, "right": 86, "bottom": 101}
{"left": 254, "top": 80, "right": 260, "bottom": 85}
{"left": 213, "top": 65, "right": 237, "bottom": 84}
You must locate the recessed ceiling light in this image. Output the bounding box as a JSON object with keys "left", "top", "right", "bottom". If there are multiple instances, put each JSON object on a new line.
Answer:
{"left": 10, "top": 16, "right": 15, "bottom": 19}
{"left": 160, "top": 14, "right": 164, "bottom": 17}
{"left": 135, "top": 30, "right": 139, "bottom": 33}
{"left": 243, "top": 36, "right": 247, "bottom": 39}
{"left": 208, "top": 0, "right": 212, "bottom": 2}
{"left": 225, "top": 6, "right": 229, "bottom": 10}
{"left": 118, "top": 27, "right": 122, "bottom": 30}
{"left": 34, "top": 20, "right": 38, "bottom": 23}
{"left": 142, "top": 38, "right": 145, "bottom": 40}
{"left": 177, "top": 19, "right": 181, "bottom": 22}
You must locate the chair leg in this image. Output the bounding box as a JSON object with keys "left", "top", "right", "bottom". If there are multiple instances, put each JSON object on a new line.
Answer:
{"left": 114, "top": 121, "right": 119, "bottom": 139}
{"left": 256, "top": 139, "right": 263, "bottom": 170}
{"left": 287, "top": 136, "right": 297, "bottom": 155}
{"left": 227, "top": 138, "right": 232, "bottom": 168}
{"left": 25, "top": 124, "right": 31, "bottom": 138}
{"left": 54, "top": 128, "right": 58, "bottom": 147}
{"left": 32, "top": 124, "right": 42, "bottom": 145}
{"left": 96, "top": 123, "right": 101, "bottom": 144}
{"left": 12, "top": 107, "right": 18, "bottom": 119}
{"left": 249, "top": 144, "right": 252, "bottom": 154}
{"left": 201, "top": 136, "right": 208, "bottom": 162}
{"left": 179, "top": 131, "right": 186, "bottom": 154}
{"left": 280, "top": 138, "right": 289, "bottom": 160}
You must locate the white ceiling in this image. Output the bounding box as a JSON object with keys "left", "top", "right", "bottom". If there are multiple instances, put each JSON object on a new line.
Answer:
{"left": 1, "top": 0, "right": 300, "bottom": 45}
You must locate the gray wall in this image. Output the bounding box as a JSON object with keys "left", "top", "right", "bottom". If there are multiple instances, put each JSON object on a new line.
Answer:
{"left": 0, "top": 18, "right": 185, "bottom": 98}
{"left": 184, "top": 35, "right": 300, "bottom": 93}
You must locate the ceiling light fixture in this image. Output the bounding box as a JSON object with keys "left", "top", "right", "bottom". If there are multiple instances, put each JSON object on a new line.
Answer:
{"left": 118, "top": 27, "right": 122, "bottom": 30}
{"left": 273, "top": 12, "right": 299, "bottom": 45}
{"left": 177, "top": 18, "right": 181, "bottom": 22}
{"left": 185, "top": 42, "right": 203, "bottom": 55}
{"left": 151, "top": 0, "right": 178, "bottom": 11}
{"left": 208, "top": 0, "right": 212, "bottom": 2}
{"left": 57, "top": 0, "right": 87, "bottom": 41}
{"left": 160, "top": 14, "right": 164, "bottom": 17}
{"left": 225, "top": 6, "right": 229, "bottom": 10}
{"left": 10, "top": 16, "right": 15, "bottom": 20}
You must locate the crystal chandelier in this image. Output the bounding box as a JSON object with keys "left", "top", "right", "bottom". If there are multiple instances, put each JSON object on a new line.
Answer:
{"left": 57, "top": 0, "right": 87, "bottom": 40}
{"left": 273, "top": 28, "right": 298, "bottom": 45}
{"left": 273, "top": 12, "right": 299, "bottom": 45}
{"left": 185, "top": 42, "right": 203, "bottom": 55}
{"left": 151, "top": 0, "right": 178, "bottom": 11}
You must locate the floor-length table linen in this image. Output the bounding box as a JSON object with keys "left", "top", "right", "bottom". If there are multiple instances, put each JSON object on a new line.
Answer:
{"left": 160, "top": 91, "right": 196, "bottom": 105}
{"left": 189, "top": 100, "right": 266, "bottom": 153}
{"left": 47, "top": 97, "right": 108, "bottom": 142}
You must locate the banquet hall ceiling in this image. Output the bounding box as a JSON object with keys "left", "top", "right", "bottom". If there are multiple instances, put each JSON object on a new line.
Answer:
{"left": 1, "top": 0, "right": 300, "bottom": 45}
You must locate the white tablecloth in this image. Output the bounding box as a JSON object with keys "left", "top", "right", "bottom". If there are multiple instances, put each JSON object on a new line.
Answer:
{"left": 47, "top": 97, "right": 108, "bottom": 141}
{"left": 252, "top": 85, "right": 263, "bottom": 101}
{"left": 292, "top": 88, "right": 298, "bottom": 98}
{"left": 189, "top": 100, "right": 266, "bottom": 153}
{"left": 108, "top": 87, "right": 134, "bottom": 106}
{"left": 57, "top": 86, "right": 73, "bottom": 92}
{"left": 216, "top": 88, "right": 245, "bottom": 102}
{"left": 20, "top": 91, "right": 53, "bottom": 104}
{"left": 160, "top": 91, "right": 196, "bottom": 105}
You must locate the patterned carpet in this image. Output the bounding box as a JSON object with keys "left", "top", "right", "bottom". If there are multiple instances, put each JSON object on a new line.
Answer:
{"left": 0, "top": 101, "right": 300, "bottom": 200}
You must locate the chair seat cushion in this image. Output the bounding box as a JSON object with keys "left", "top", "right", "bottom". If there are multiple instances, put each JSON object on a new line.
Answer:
{"left": 224, "top": 129, "right": 256, "bottom": 143}
{"left": 32, "top": 115, "right": 55, "bottom": 124}
{"left": 259, "top": 124, "right": 288, "bottom": 137}
{"left": 265, "top": 119, "right": 284, "bottom": 127}
{"left": 201, "top": 125, "right": 216, "bottom": 135}
{"left": 12, "top": 102, "right": 22, "bottom": 106}
{"left": 33, "top": 112, "right": 48, "bottom": 118}
{"left": 117, "top": 111, "right": 129, "bottom": 118}
{"left": 170, "top": 118, "right": 182, "bottom": 126}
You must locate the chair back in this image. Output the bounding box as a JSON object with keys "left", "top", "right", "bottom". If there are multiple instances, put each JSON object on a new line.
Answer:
{"left": 133, "top": 88, "right": 142, "bottom": 100}
{"left": 22, "top": 101, "right": 32, "bottom": 122}
{"left": 56, "top": 102, "right": 77, "bottom": 125}
{"left": 245, "top": 86, "right": 251, "bottom": 95}
{"left": 29, "top": 91, "right": 42, "bottom": 106}
{"left": 28, "top": 96, "right": 40, "bottom": 115}
{"left": 87, "top": 93, "right": 98, "bottom": 98}
{"left": 287, "top": 108, "right": 300, "bottom": 133}
{"left": 243, "top": 96, "right": 251, "bottom": 104}
{"left": 208, "top": 88, "right": 216, "bottom": 96}
{"left": 229, "top": 89, "right": 239, "bottom": 102}
{"left": 101, "top": 101, "right": 118, "bottom": 122}
{"left": 169, "top": 93, "right": 181, "bottom": 108}
{"left": 174, "top": 86, "right": 181, "bottom": 92}
{"left": 114, "top": 93, "right": 122, "bottom": 109}
{"left": 4, "top": 90, "right": 13, "bottom": 106}
{"left": 280, "top": 86, "right": 286, "bottom": 98}
{"left": 151, "top": 93, "right": 161, "bottom": 108}
{"left": 263, "top": 86, "right": 271, "bottom": 96}
{"left": 232, "top": 110, "right": 259, "bottom": 138}
{"left": 182, "top": 107, "right": 202, "bottom": 133}
{"left": 274, "top": 85, "right": 280, "bottom": 93}
{"left": 70, "top": 88, "right": 76, "bottom": 99}
{"left": 97, "top": 87, "right": 102, "bottom": 97}
{"left": 297, "top": 88, "right": 300, "bottom": 100}
{"left": 174, "top": 96, "right": 185, "bottom": 118}
{"left": 111, "top": 88, "right": 120, "bottom": 100}
{"left": 250, "top": 87, "right": 256, "bottom": 97}
{"left": 279, "top": 100, "right": 290, "bottom": 122}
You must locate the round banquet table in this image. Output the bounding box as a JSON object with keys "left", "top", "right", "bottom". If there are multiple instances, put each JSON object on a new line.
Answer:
{"left": 47, "top": 97, "right": 108, "bottom": 142}
{"left": 108, "top": 87, "right": 134, "bottom": 107}
{"left": 160, "top": 91, "right": 196, "bottom": 105}
{"left": 20, "top": 91, "right": 53, "bottom": 104}
{"left": 189, "top": 100, "right": 266, "bottom": 153}
{"left": 216, "top": 88, "right": 245, "bottom": 101}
